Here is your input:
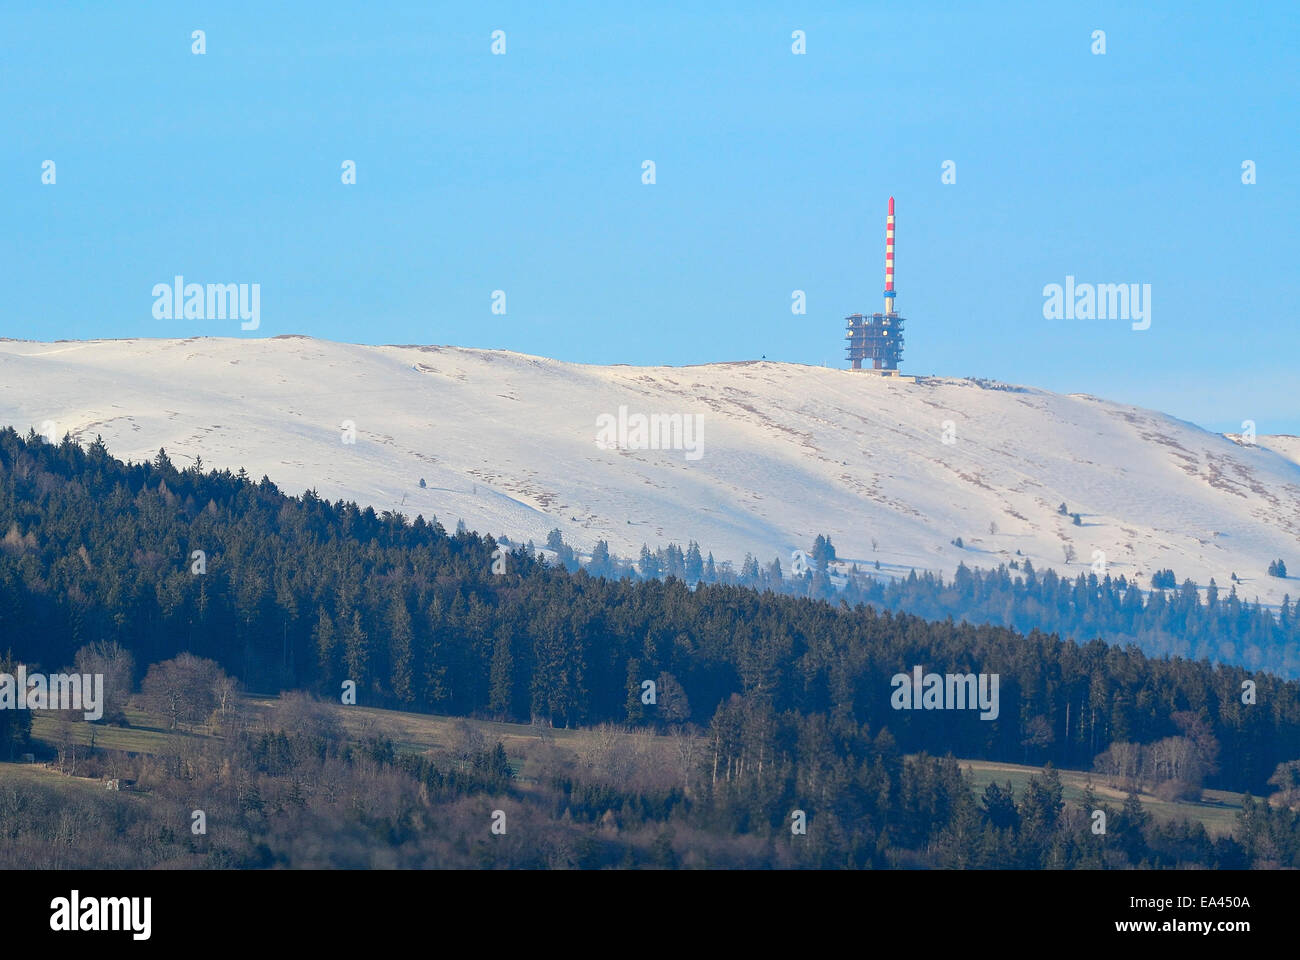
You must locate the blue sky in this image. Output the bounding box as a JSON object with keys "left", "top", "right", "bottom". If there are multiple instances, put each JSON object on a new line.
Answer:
{"left": 5, "top": 1, "right": 1298, "bottom": 432}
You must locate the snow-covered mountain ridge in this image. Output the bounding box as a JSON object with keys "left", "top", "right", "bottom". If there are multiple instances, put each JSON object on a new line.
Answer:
{"left": 2, "top": 335, "right": 1297, "bottom": 604}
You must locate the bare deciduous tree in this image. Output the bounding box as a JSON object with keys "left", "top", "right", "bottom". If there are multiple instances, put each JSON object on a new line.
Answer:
{"left": 138, "top": 653, "right": 225, "bottom": 730}
{"left": 74, "top": 640, "right": 135, "bottom": 725}
{"left": 657, "top": 672, "right": 691, "bottom": 725}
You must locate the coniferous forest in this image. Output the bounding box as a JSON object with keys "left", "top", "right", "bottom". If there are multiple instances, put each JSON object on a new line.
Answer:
{"left": 583, "top": 536, "right": 1300, "bottom": 677}
{"left": 4, "top": 427, "right": 1300, "bottom": 869}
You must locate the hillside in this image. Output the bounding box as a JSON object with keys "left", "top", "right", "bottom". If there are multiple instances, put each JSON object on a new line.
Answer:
{"left": 4, "top": 426, "right": 1299, "bottom": 789}
{"left": 15, "top": 695, "right": 1255, "bottom": 840}
{"left": 2, "top": 335, "right": 1298, "bottom": 603}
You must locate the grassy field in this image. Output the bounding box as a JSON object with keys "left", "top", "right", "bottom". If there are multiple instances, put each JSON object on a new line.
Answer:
{"left": 242, "top": 696, "right": 591, "bottom": 758}
{"left": 961, "top": 759, "right": 1247, "bottom": 837}
{"left": 0, "top": 760, "right": 116, "bottom": 795}
{"left": 29, "top": 705, "right": 210, "bottom": 755}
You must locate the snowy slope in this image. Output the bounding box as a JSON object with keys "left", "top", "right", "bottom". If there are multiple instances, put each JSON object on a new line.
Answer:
{"left": 1255, "top": 435, "right": 1300, "bottom": 469}
{"left": 2, "top": 335, "right": 1298, "bottom": 605}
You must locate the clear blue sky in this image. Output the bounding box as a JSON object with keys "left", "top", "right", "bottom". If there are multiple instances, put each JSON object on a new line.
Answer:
{"left": 5, "top": 1, "right": 1297, "bottom": 432}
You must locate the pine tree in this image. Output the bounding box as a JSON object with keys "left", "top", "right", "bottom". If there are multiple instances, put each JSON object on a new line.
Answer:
{"left": 491, "top": 741, "right": 512, "bottom": 781}
{"left": 981, "top": 780, "right": 1018, "bottom": 831}
{"left": 343, "top": 609, "right": 369, "bottom": 690}
{"left": 488, "top": 632, "right": 515, "bottom": 718}
{"left": 387, "top": 592, "right": 414, "bottom": 706}
{"left": 424, "top": 597, "right": 451, "bottom": 708}
{"left": 313, "top": 609, "right": 338, "bottom": 688}
{"left": 1116, "top": 791, "right": 1150, "bottom": 864}
{"left": 685, "top": 541, "right": 703, "bottom": 581}
{"left": 589, "top": 540, "right": 612, "bottom": 577}
{"left": 768, "top": 556, "right": 783, "bottom": 582}
{"left": 0, "top": 651, "right": 32, "bottom": 759}
{"left": 625, "top": 658, "right": 645, "bottom": 721}
{"left": 812, "top": 534, "right": 830, "bottom": 571}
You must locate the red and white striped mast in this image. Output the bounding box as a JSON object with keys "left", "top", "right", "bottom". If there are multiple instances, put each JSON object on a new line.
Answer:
{"left": 883, "top": 195, "right": 896, "bottom": 315}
